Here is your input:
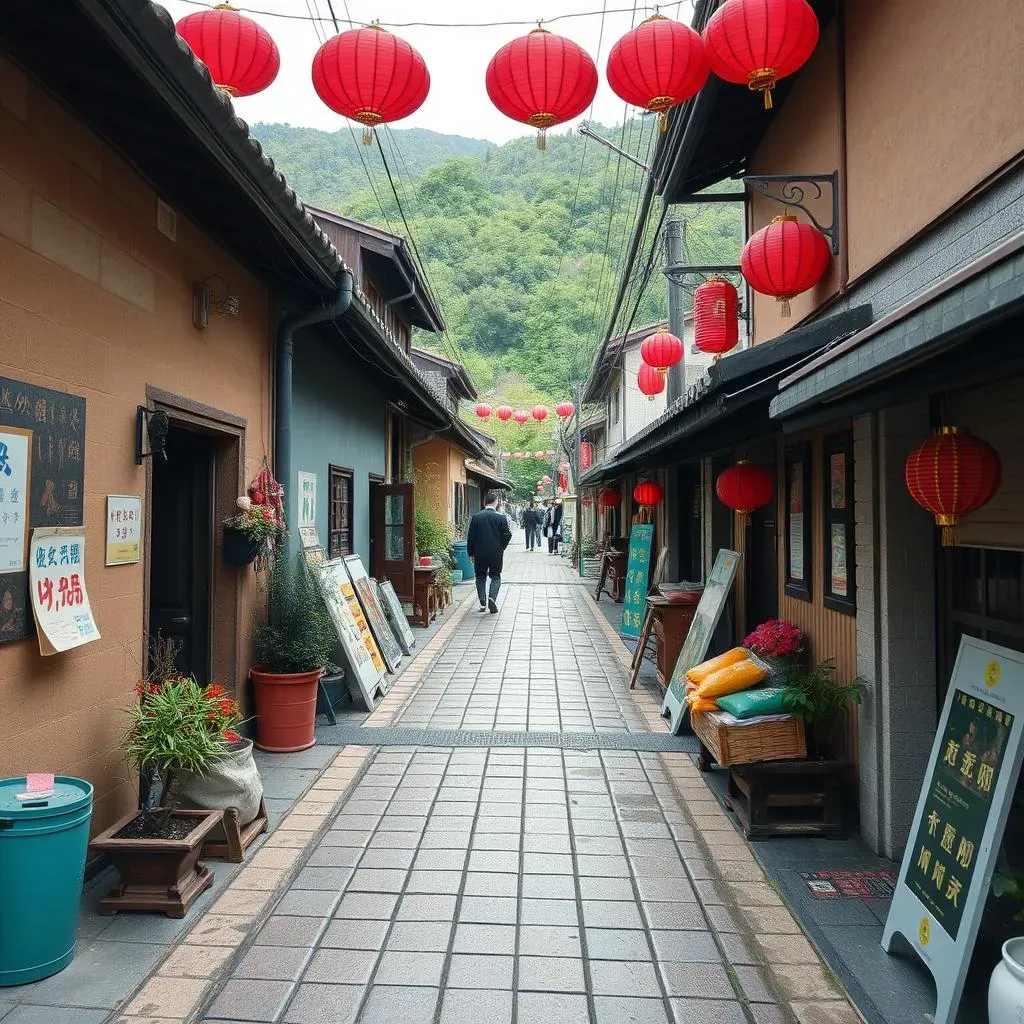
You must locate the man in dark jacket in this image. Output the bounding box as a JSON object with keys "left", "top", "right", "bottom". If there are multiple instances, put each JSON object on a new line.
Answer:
{"left": 522, "top": 504, "right": 537, "bottom": 551}
{"left": 466, "top": 490, "right": 513, "bottom": 613}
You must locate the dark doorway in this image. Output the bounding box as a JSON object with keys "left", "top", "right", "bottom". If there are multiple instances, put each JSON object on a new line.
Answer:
{"left": 747, "top": 474, "right": 779, "bottom": 631}
{"left": 676, "top": 462, "right": 703, "bottom": 582}
{"left": 148, "top": 425, "right": 214, "bottom": 682}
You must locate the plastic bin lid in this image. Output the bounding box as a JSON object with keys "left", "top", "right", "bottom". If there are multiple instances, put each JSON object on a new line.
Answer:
{"left": 0, "top": 777, "right": 93, "bottom": 819}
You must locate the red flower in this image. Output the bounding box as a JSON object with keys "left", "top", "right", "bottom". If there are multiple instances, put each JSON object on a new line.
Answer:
{"left": 219, "top": 698, "right": 234, "bottom": 716}
{"left": 133, "top": 680, "right": 147, "bottom": 697}
{"left": 206, "top": 684, "right": 226, "bottom": 699}
{"left": 149, "top": 684, "right": 161, "bottom": 694}
{"left": 224, "top": 730, "right": 240, "bottom": 743}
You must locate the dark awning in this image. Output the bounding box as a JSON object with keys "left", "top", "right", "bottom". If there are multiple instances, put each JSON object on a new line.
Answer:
{"left": 465, "top": 461, "right": 512, "bottom": 491}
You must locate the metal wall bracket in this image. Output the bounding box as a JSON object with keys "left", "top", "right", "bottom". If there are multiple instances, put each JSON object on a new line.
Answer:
{"left": 663, "top": 264, "right": 741, "bottom": 287}
{"left": 743, "top": 172, "right": 840, "bottom": 254}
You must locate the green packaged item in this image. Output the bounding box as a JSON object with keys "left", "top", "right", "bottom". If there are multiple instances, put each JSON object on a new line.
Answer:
{"left": 715, "top": 687, "right": 789, "bottom": 720}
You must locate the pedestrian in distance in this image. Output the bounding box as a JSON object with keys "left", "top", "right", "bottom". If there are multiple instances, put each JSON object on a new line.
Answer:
{"left": 544, "top": 498, "right": 564, "bottom": 555}
{"left": 523, "top": 503, "right": 537, "bottom": 551}
{"left": 533, "top": 500, "right": 544, "bottom": 550}
{"left": 466, "top": 490, "right": 512, "bottom": 613}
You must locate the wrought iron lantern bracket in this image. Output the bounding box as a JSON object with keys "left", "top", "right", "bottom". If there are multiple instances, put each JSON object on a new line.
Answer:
{"left": 742, "top": 172, "right": 840, "bottom": 254}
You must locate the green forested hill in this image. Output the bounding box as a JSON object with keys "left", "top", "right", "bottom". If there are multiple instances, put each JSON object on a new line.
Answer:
{"left": 252, "top": 119, "right": 741, "bottom": 400}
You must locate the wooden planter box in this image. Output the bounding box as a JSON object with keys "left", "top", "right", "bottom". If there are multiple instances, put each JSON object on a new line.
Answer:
{"left": 90, "top": 808, "right": 222, "bottom": 918}
{"left": 693, "top": 710, "right": 806, "bottom": 769}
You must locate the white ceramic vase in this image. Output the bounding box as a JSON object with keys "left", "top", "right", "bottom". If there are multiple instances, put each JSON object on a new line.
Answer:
{"left": 989, "top": 937, "right": 1024, "bottom": 1024}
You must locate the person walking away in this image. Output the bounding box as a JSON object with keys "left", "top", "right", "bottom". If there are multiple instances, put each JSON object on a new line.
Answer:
{"left": 467, "top": 490, "right": 512, "bottom": 613}
{"left": 523, "top": 504, "right": 536, "bottom": 551}
{"left": 533, "top": 501, "right": 544, "bottom": 550}
{"left": 545, "top": 499, "right": 564, "bottom": 555}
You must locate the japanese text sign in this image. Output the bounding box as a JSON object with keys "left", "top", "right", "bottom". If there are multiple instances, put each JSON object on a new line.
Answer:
{"left": 28, "top": 527, "right": 100, "bottom": 655}
{"left": 105, "top": 495, "right": 142, "bottom": 565}
{"left": 620, "top": 524, "right": 654, "bottom": 640}
{"left": 0, "top": 427, "right": 30, "bottom": 573}
{"left": 883, "top": 637, "right": 1024, "bottom": 1024}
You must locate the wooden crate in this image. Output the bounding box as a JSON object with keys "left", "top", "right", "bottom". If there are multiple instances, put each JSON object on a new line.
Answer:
{"left": 693, "top": 710, "right": 806, "bottom": 768}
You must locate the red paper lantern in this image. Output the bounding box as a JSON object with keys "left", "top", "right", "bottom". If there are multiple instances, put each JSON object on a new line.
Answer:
{"left": 532, "top": 405, "right": 549, "bottom": 422}
{"left": 312, "top": 26, "right": 429, "bottom": 144}
{"left": 512, "top": 452, "right": 526, "bottom": 459}
{"left": 559, "top": 471, "right": 568, "bottom": 492}
{"left": 716, "top": 460, "right": 774, "bottom": 515}
{"left": 634, "top": 481, "right": 664, "bottom": 507}
{"left": 606, "top": 14, "right": 709, "bottom": 130}
{"left": 542, "top": 475, "right": 552, "bottom": 483}
{"left": 702, "top": 0, "right": 819, "bottom": 109}
{"left": 486, "top": 28, "right": 598, "bottom": 149}
{"left": 580, "top": 441, "right": 593, "bottom": 470}
{"left": 599, "top": 490, "right": 621, "bottom": 509}
{"left": 638, "top": 362, "right": 666, "bottom": 400}
{"left": 535, "top": 450, "right": 546, "bottom": 459}
{"left": 496, "top": 405, "right": 513, "bottom": 421}
{"left": 513, "top": 409, "right": 529, "bottom": 424}
{"left": 475, "top": 402, "right": 492, "bottom": 419}
{"left": 176, "top": 4, "right": 280, "bottom": 97}
{"left": 694, "top": 277, "right": 739, "bottom": 356}
{"left": 741, "top": 216, "right": 830, "bottom": 317}
{"left": 905, "top": 427, "right": 1001, "bottom": 546}
{"left": 556, "top": 401, "right": 575, "bottom": 418}
{"left": 640, "top": 331, "right": 683, "bottom": 376}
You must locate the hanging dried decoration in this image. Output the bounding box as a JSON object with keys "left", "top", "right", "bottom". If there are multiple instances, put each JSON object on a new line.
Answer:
{"left": 702, "top": 0, "right": 819, "bottom": 109}
{"left": 741, "top": 215, "right": 830, "bottom": 317}
{"left": 312, "top": 25, "right": 430, "bottom": 144}
{"left": 694, "top": 277, "right": 739, "bottom": 357}
{"left": 637, "top": 362, "right": 666, "bottom": 400}
{"left": 486, "top": 27, "right": 598, "bottom": 149}
{"left": 176, "top": 3, "right": 280, "bottom": 97}
{"left": 606, "top": 14, "right": 709, "bottom": 130}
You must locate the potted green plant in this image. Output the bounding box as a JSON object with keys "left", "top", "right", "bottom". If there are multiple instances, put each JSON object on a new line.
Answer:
{"left": 222, "top": 496, "right": 285, "bottom": 569}
{"left": 250, "top": 550, "right": 337, "bottom": 753}
{"left": 782, "top": 659, "right": 865, "bottom": 759}
{"left": 89, "top": 674, "right": 238, "bottom": 917}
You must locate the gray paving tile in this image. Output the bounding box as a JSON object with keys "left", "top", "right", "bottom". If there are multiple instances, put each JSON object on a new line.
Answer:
{"left": 749, "top": 1004, "right": 788, "bottom": 1024}
{"left": 459, "top": 895, "right": 517, "bottom": 924}
{"left": 334, "top": 893, "right": 399, "bottom": 920}
{"left": 386, "top": 919, "right": 453, "bottom": 951}
{"left": 642, "top": 902, "right": 707, "bottom": 930}
{"left": 659, "top": 961, "right": 736, "bottom": 999}
{"left": 579, "top": 876, "right": 635, "bottom": 901}
{"left": 255, "top": 916, "right": 325, "bottom": 947}
{"left": 274, "top": 889, "right": 340, "bottom": 918}
{"left": 650, "top": 929, "right": 722, "bottom": 962}
{"left": 668, "top": 999, "right": 747, "bottom": 1023}
{"left": 292, "top": 866, "right": 355, "bottom": 891}
{"left": 281, "top": 982, "right": 362, "bottom": 1024}
{"left": 373, "top": 950, "right": 445, "bottom": 987}
{"left": 593, "top": 996, "right": 670, "bottom": 1024}
{"left": 406, "top": 870, "right": 463, "bottom": 894}
{"left": 234, "top": 944, "right": 310, "bottom": 981}
{"left": 2, "top": 1009, "right": 107, "bottom": 1024}
{"left": 439, "top": 987, "right": 512, "bottom": 1024}
{"left": 464, "top": 872, "right": 519, "bottom": 897}
{"left": 516, "top": 991, "right": 591, "bottom": 1024}
{"left": 586, "top": 927, "right": 653, "bottom": 961}
{"left": 452, "top": 923, "right": 516, "bottom": 955}
{"left": 519, "top": 924, "right": 583, "bottom": 958}
{"left": 358, "top": 985, "right": 439, "bottom": 1024}
{"left": 446, "top": 953, "right": 514, "bottom": 989}
{"left": 206, "top": 979, "right": 293, "bottom": 1021}
{"left": 302, "top": 947, "right": 378, "bottom": 985}
{"left": 396, "top": 894, "right": 457, "bottom": 921}
{"left": 732, "top": 965, "right": 774, "bottom": 1002}
{"left": 521, "top": 898, "right": 579, "bottom": 926}
{"left": 582, "top": 900, "right": 644, "bottom": 929}
{"left": 306, "top": 845, "right": 363, "bottom": 868}
{"left": 321, "top": 917, "right": 390, "bottom": 949}
{"left": 517, "top": 955, "right": 586, "bottom": 992}
{"left": 0, "top": 1001, "right": 14, "bottom": 1021}
{"left": 468, "top": 850, "right": 520, "bottom": 873}
{"left": 590, "top": 959, "right": 662, "bottom": 997}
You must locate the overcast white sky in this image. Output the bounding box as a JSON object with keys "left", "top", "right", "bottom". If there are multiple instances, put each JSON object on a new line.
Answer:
{"left": 161, "top": 0, "right": 692, "bottom": 144}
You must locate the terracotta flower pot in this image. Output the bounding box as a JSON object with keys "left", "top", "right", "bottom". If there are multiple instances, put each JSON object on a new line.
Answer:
{"left": 250, "top": 665, "right": 324, "bottom": 753}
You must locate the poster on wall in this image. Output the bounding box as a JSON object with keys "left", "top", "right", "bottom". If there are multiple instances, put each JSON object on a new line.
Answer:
{"left": 662, "top": 549, "right": 741, "bottom": 735}
{"left": 789, "top": 461, "right": 805, "bottom": 581}
{"left": 28, "top": 527, "right": 100, "bottom": 656}
{"left": 297, "top": 471, "right": 319, "bottom": 548}
{"left": 0, "top": 379, "right": 85, "bottom": 643}
{"left": 620, "top": 523, "right": 654, "bottom": 640}
{"left": 342, "top": 554, "right": 403, "bottom": 674}
{"left": 105, "top": 495, "right": 141, "bottom": 566}
{"left": 882, "top": 637, "right": 1024, "bottom": 1024}
{"left": 830, "top": 524, "right": 848, "bottom": 597}
{"left": 377, "top": 579, "right": 416, "bottom": 657}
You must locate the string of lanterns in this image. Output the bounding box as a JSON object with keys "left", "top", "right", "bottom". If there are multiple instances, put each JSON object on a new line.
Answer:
{"left": 174, "top": 0, "right": 821, "bottom": 148}
{"left": 475, "top": 402, "right": 574, "bottom": 422}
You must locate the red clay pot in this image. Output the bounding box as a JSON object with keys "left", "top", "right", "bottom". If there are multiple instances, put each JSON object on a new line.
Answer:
{"left": 249, "top": 665, "right": 323, "bottom": 752}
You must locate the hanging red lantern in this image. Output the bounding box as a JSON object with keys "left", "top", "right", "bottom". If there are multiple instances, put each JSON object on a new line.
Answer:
{"left": 634, "top": 481, "right": 664, "bottom": 507}
{"left": 486, "top": 28, "right": 598, "bottom": 149}
{"left": 599, "top": 489, "right": 621, "bottom": 509}
{"left": 496, "top": 405, "right": 513, "bottom": 421}
{"left": 640, "top": 330, "right": 683, "bottom": 377}
{"left": 312, "top": 26, "right": 430, "bottom": 144}
{"left": 702, "top": 0, "right": 819, "bottom": 110}
{"left": 512, "top": 452, "right": 526, "bottom": 460}
{"left": 556, "top": 401, "right": 575, "bottom": 418}
{"left": 582, "top": 496, "right": 593, "bottom": 508}
{"left": 694, "top": 277, "right": 739, "bottom": 357}
{"left": 741, "top": 215, "right": 830, "bottom": 317}
{"left": 176, "top": 4, "right": 280, "bottom": 97}
{"left": 475, "top": 402, "right": 492, "bottom": 419}
{"left": 559, "top": 471, "right": 568, "bottom": 493}
{"left": 606, "top": 14, "right": 709, "bottom": 131}
{"left": 535, "top": 450, "right": 546, "bottom": 459}
{"left": 638, "top": 362, "right": 666, "bottom": 400}
{"left": 905, "top": 427, "right": 1001, "bottom": 546}
{"left": 580, "top": 441, "right": 593, "bottom": 470}
{"left": 716, "top": 460, "right": 774, "bottom": 516}
{"left": 513, "top": 409, "right": 529, "bottom": 424}
{"left": 532, "top": 405, "right": 549, "bottom": 422}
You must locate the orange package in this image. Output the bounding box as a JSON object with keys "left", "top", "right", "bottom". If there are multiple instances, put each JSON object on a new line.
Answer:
{"left": 697, "top": 658, "right": 769, "bottom": 700}
{"left": 689, "top": 698, "right": 720, "bottom": 714}
{"left": 685, "top": 647, "right": 748, "bottom": 686}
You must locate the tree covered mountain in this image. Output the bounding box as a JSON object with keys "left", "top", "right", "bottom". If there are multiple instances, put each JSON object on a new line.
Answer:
{"left": 252, "top": 119, "right": 742, "bottom": 401}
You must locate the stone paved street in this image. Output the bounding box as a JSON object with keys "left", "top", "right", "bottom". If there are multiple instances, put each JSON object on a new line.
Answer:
{"left": 108, "top": 539, "right": 859, "bottom": 1024}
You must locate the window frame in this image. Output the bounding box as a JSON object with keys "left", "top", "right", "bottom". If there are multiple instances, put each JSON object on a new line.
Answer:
{"left": 784, "top": 443, "right": 813, "bottom": 602}
{"left": 327, "top": 464, "right": 354, "bottom": 560}
{"left": 822, "top": 432, "right": 856, "bottom": 614}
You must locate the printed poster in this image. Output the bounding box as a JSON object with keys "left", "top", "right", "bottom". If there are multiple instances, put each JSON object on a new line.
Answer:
{"left": 28, "top": 527, "right": 100, "bottom": 655}
{"left": 830, "top": 453, "right": 848, "bottom": 509}
{"left": 0, "top": 427, "right": 30, "bottom": 573}
{"left": 789, "top": 461, "right": 805, "bottom": 582}
{"left": 297, "top": 471, "right": 319, "bottom": 548}
{"left": 105, "top": 495, "right": 142, "bottom": 565}
{"left": 831, "top": 523, "right": 848, "bottom": 597}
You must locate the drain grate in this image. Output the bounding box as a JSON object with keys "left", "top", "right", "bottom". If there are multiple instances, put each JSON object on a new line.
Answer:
{"left": 315, "top": 725, "right": 699, "bottom": 753}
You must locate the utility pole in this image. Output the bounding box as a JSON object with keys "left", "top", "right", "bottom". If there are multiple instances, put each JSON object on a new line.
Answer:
{"left": 665, "top": 218, "right": 687, "bottom": 403}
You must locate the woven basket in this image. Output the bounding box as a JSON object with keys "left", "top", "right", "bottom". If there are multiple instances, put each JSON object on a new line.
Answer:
{"left": 692, "top": 711, "right": 806, "bottom": 767}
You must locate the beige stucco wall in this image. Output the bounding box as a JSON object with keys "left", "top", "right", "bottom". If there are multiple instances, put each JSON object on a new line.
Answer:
{"left": 0, "top": 59, "right": 273, "bottom": 833}
{"left": 413, "top": 437, "right": 450, "bottom": 523}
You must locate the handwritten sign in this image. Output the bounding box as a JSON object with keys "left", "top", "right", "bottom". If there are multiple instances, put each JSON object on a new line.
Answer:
{"left": 105, "top": 495, "right": 142, "bottom": 565}
{"left": 0, "top": 426, "right": 30, "bottom": 574}
{"left": 882, "top": 637, "right": 1024, "bottom": 1024}
{"left": 661, "top": 549, "right": 741, "bottom": 735}
{"left": 28, "top": 527, "right": 100, "bottom": 655}
{"left": 620, "top": 523, "right": 654, "bottom": 640}
{"left": 297, "top": 471, "right": 319, "bottom": 548}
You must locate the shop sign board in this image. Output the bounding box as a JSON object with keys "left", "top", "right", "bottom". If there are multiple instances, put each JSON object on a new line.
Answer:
{"left": 0, "top": 426, "right": 30, "bottom": 574}
{"left": 882, "top": 637, "right": 1024, "bottom": 1024}
{"left": 662, "top": 548, "right": 741, "bottom": 734}
{"left": 378, "top": 580, "right": 415, "bottom": 656}
{"left": 297, "top": 471, "right": 319, "bottom": 548}
{"left": 28, "top": 527, "right": 100, "bottom": 655}
{"left": 620, "top": 523, "right": 654, "bottom": 640}
{"left": 105, "top": 495, "right": 141, "bottom": 565}
{"left": 342, "top": 554, "right": 403, "bottom": 675}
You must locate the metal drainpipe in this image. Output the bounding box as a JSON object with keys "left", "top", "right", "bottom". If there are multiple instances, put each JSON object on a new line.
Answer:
{"left": 275, "top": 270, "right": 354, "bottom": 525}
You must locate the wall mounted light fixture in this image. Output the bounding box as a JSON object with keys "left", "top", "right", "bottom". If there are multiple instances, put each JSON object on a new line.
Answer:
{"left": 136, "top": 407, "right": 170, "bottom": 465}
{"left": 193, "top": 275, "right": 240, "bottom": 329}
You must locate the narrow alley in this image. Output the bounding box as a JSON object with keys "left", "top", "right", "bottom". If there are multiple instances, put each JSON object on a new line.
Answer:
{"left": 110, "top": 540, "right": 856, "bottom": 1024}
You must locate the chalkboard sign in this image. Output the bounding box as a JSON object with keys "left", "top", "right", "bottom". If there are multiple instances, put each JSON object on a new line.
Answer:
{"left": 620, "top": 524, "right": 654, "bottom": 640}
{"left": 0, "top": 378, "right": 86, "bottom": 644}
{"left": 882, "top": 637, "right": 1024, "bottom": 1024}
{"left": 661, "top": 549, "right": 741, "bottom": 735}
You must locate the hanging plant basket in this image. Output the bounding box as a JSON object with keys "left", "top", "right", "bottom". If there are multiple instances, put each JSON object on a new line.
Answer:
{"left": 222, "top": 526, "right": 261, "bottom": 566}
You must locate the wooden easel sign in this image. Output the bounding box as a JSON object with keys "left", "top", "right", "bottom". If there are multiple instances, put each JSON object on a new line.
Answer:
{"left": 882, "top": 636, "right": 1024, "bottom": 1024}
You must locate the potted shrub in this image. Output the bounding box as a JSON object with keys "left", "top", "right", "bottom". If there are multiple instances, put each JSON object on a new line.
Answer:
{"left": 782, "top": 659, "right": 865, "bottom": 759}
{"left": 89, "top": 675, "right": 238, "bottom": 917}
{"left": 990, "top": 868, "right": 1024, "bottom": 1023}
{"left": 744, "top": 619, "right": 806, "bottom": 685}
{"left": 250, "top": 550, "right": 337, "bottom": 753}
{"left": 222, "top": 496, "right": 285, "bottom": 569}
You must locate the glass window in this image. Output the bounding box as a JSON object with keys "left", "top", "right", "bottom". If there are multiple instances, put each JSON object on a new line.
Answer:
{"left": 328, "top": 465, "right": 353, "bottom": 559}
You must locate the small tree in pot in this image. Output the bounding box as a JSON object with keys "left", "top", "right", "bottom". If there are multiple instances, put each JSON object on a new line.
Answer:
{"left": 250, "top": 550, "right": 337, "bottom": 753}
{"left": 782, "top": 659, "right": 865, "bottom": 759}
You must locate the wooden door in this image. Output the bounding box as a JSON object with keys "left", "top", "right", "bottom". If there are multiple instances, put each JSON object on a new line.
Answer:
{"left": 371, "top": 482, "right": 414, "bottom": 604}
{"left": 747, "top": 474, "right": 779, "bottom": 633}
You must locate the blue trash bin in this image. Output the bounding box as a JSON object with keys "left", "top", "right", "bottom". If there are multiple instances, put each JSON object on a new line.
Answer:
{"left": 0, "top": 776, "right": 93, "bottom": 986}
{"left": 451, "top": 540, "right": 474, "bottom": 578}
